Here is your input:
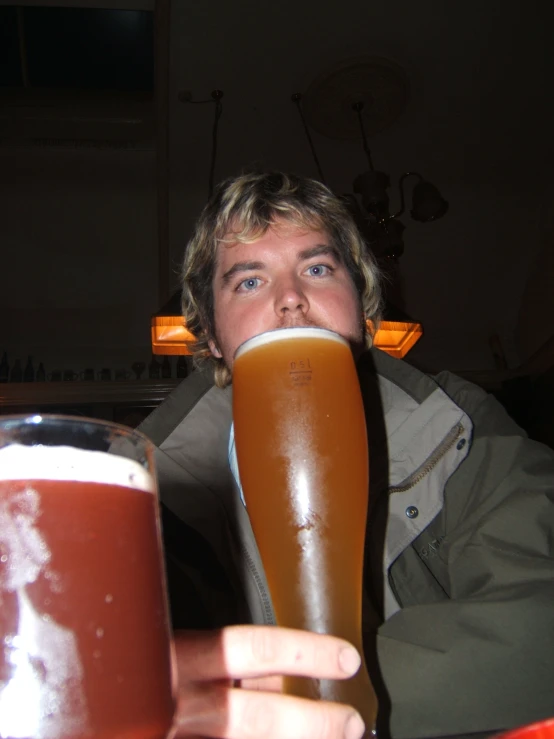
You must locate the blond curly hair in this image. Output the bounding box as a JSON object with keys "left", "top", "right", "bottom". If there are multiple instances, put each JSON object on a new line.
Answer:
{"left": 182, "top": 171, "right": 382, "bottom": 387}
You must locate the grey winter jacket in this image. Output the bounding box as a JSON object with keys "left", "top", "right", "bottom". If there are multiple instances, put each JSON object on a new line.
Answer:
{"left": 139, "top": 348, "right": 554, "bottom": 739}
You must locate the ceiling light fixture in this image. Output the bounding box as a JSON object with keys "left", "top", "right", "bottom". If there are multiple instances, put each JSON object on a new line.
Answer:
{"left": 292, "top": 56, "right": 449, "bottom": 358}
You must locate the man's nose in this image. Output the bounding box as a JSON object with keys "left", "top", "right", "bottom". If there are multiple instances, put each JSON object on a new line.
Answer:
{"left": 274, "top": 277, "right": 310, "bottom": 317}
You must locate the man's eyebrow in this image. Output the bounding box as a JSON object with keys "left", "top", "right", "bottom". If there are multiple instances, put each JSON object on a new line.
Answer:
{"left": 297, "top": 244, "right": 342, "bottom": 262}
{"left": 221, "top": 261, "right": 265, "bottom": 285}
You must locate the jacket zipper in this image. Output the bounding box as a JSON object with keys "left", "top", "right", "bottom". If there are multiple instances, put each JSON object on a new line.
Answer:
{"left": 386, "top": 422, "right": 465, "bottom": 609}
{"left": 388, "top": 422, "right": 465, "bottom": 494}
{"left": 240, "top": 542, "right": 276, "bottom": 625}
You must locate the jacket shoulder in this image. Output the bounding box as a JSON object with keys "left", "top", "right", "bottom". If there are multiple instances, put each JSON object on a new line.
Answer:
{"left": 368, "top": 348, "right": 489, "bottom": 415}
{"left": 138, "top": 367, "right": 215, "bottom": 446}
{"left": 432, "top": 368, "right": 489, "bottom": 416}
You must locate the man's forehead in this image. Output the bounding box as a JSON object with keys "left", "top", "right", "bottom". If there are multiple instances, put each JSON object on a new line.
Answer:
{"left": 217, "top": 223, "right": 330, "bottom": 255}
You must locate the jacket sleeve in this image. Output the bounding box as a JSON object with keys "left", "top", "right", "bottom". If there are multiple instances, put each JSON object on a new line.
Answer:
{"left": 377, "top": 386, "right": 554, "bottom": 739}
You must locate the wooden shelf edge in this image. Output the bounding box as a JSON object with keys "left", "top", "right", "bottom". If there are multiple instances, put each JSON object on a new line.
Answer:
{"left": 0, "top": 380, "right": 181, "bottom": 409}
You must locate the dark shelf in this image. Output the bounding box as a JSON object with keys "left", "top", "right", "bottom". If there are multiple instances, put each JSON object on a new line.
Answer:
{"left": 0, "top": 380, "right": 180, "bottom": 411}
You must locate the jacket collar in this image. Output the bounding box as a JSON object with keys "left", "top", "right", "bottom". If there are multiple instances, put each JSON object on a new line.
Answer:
{"left": 144, "top": 349, "right": 472, "bottom": 514}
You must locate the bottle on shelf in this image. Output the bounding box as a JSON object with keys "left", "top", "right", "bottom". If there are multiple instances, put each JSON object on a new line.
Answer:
{"left": 24, "top": 356, "right": 35, "bottom": 382}
{"left": 36, "top": 362, "right": 46, "bottom": 382}
{"left": 148, "top": 354, "right": 161, "bottom": 379}
{"left": 176, "top": 355, "right": 189, "bottom": 379}
{"left": 131, "top": 361, "right": 146, "bottom": 380}
{"left": 0, "top": 352, "right": 8, "bottom": 383}
{"left": 161, "top": 356, "right": 172, "bottom": 379}
{"left": 10, "top": 359, "right": 23, "bottom": 383}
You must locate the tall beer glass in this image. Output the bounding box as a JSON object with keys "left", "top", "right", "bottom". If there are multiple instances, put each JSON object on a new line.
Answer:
{"left": 233, "top": 327, "right": 377, "bottom": 733}
{"left": 0, "top": 414, "right": 175, "bottom": 739}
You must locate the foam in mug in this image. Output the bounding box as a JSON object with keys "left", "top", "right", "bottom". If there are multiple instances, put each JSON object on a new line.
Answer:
{"left": 0, "top": 442, "right": 154, "bottom": 491}
{"left": 0, "top": 443, "right": 173, "bottom": 739}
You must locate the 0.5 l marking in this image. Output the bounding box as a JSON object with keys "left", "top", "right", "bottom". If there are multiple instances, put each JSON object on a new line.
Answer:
{"left": 289, "top": 358, "right": 312, "bottom": 385}
{"left": 289, "top": 358, "right": 312, "bottom": 374}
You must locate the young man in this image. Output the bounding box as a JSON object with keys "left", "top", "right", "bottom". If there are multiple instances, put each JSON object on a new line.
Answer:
{"left": 141, "top": 172, "right": 554, "bottom": 739}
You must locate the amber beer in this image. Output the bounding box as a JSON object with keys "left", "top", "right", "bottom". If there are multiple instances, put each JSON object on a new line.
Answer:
{"left": 0, "top": 416, "right": 175, "bottom": 739}
{"left": 233, "top": 327, "right": 377, "bottom": 732}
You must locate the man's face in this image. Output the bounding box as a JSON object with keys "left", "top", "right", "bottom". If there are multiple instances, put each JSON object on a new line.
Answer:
{"left": 209, "top": 223, "right": 364, "bottom": 371}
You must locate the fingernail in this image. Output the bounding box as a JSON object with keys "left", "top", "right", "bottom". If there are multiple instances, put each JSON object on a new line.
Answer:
{"left": 345, "top": 712, "right": 366, "bottom": 739}
{"left": 339, "top": 646, "right": 361, "bottom": 675}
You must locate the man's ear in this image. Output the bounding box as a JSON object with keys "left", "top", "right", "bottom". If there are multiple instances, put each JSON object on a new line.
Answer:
{"left": 208, "top": 338, "right": 222, "bottom": 359}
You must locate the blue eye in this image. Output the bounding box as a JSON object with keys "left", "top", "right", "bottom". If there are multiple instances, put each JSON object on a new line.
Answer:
{"left": 238, "top": 277, "right": 261, "bottom": 291}
{"left": 307, "top": 264, "right": 330, "bottom": 277}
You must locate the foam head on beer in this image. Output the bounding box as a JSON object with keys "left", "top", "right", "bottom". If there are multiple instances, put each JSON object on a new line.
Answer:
{"left": 0, "top": 442, "right": 154, "bottom": 490}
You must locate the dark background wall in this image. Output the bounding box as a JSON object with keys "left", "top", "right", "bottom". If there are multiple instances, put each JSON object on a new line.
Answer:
{"left": 2, "top": 0, "right": 553, "bottom": 381}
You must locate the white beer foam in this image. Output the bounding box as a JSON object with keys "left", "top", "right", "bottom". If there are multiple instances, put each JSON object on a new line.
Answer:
{"left": 235, "top": 326, "right": 347, "bottom": 360}
{"left": 0, "top": 444, "right": 154, "bottom": 493}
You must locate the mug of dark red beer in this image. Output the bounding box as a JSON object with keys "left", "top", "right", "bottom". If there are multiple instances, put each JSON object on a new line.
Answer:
{"left": 0, "top": 414, "right": 174, "bottom": 739}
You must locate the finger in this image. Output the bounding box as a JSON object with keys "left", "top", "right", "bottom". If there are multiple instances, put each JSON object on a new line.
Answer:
{"left": 173, "top": 683, "right": 366, "bottom": 739}
{"left": 239, "top": 675, "right": 283, "bottom": 692}
{"left": 174, "top": 626, "right": 361, "bottom": 683}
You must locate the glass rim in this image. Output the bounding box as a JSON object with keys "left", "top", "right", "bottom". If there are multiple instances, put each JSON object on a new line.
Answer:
{"left": 234, "top": 326, "right": 348, "bottom": 361}
{"left": 0, "top": 413, "right": 156, "bottom": 489}
{"left": 0, "top": 413, "right": 152, "bottom": 446}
